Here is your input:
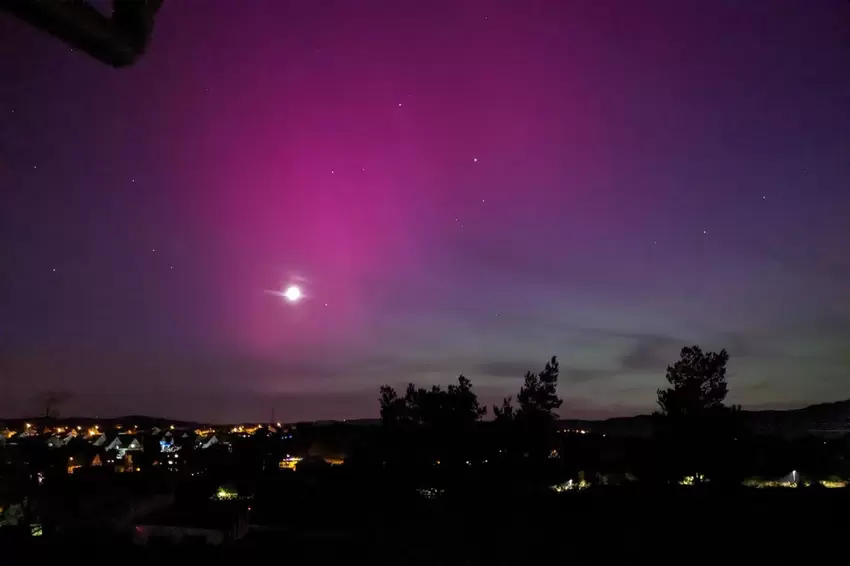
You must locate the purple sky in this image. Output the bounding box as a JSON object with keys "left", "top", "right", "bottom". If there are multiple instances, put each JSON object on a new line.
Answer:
{"left": 1, "top": 0, "right": 849, "bottom": 422}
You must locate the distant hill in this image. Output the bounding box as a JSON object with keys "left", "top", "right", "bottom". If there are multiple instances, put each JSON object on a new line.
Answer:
{"left": 0, "top": 415, "right": 206, "bottom": 429}
{"left": 3, "top": 400, "right": 849, "bottom": 438}
{"left": 559, "top": 399, "right": 850, "bottom": 438}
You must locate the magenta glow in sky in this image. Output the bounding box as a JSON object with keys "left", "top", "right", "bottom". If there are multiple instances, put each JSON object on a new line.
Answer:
{"left": 1, "top": 1, "right": 849, "bottom": 422}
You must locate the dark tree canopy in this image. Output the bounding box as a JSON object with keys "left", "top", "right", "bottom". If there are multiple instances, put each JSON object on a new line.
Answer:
{"left": 491, "top": 356, "right": 563, "bottom": 423}
{"left": 492, "top": 396, "right": 516, "bottom": 423}
{"left": 379, "top": 385, "right": 407, "bottom": 426}
{"left": 516, "top": 356, "right": 563, "bottom": 421}
{"left": 657, "top": 346, "right": 729, "bottom": 417}
{"left": 379, "top": 375, "right": 486, "bottom": 428}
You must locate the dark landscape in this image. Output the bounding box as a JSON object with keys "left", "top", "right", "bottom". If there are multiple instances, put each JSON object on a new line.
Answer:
{"left": 4, "top": 353, "right": 850, "bottom": 561}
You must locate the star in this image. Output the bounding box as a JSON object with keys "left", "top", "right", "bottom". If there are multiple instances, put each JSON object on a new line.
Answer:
{"left": 473, "top": 157, "right": 478, "bottom": 163}
{"left": 331, "top": 169, "right": 335, "bottom": 175}
{"left": 397, "top": 103, "right": 403, "bottom": 107}
{"left": 33, "top": 165, "right": 37, "bottom": 169}
{"left": 52, "top": 268, "right": 56, "bottom": 272}
{"left": 152, "top": 248, "right": 156, "bottom": 252}
{"left": 132, "top": 179, "right": 136, "bottom": 183}
{"left": 703, "top": 230, "right": 707, "bottom": 234}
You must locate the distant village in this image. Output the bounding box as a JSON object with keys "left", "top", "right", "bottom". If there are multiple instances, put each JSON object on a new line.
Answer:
{"left": 0, "top": 418, "right": 346, "bottom": 476}
{"left": 3, "top": 401, "right": 850, "bottom": 546}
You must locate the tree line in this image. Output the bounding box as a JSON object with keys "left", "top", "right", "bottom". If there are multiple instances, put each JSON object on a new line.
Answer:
{"left": 378, "top": 345, "right": 736, "bottom": 478}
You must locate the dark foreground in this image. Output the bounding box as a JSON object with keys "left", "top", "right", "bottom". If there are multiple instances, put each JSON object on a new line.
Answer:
{"left": 7, "top": 485, "right": 849, "bottom": 563}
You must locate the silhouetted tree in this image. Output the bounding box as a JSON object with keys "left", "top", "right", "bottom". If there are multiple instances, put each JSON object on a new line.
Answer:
{"left": 444, "top": 375, "right": 487, "bottom": 427}
{"left": 493, "top": 357, "right": 563, "bottom": 424}
{"left": 494, "top": 357, "right": 563, "bottom": 469}
{"left": 657, "top": 346, "right": 728, "bottom": 417}
{"left": 379, "top": 385, "right": 409, "bottom": 426}
{"left": 493, "top": 396, "right": 515, "bottom": 423}
{"left": 516, "top": 356, "right": 563, "bottom": 422}
{"left": 655, "top": 346, "right": 740, "bottom": 483}
{"left": 379, "top": 376, "right": 486, "bottom": 429}
{"left": 379, "top": 376, "right": 486, "bottom": 470}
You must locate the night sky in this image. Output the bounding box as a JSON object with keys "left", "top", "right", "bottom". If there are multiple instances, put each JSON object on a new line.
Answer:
{"left": 1, "top": 1, "right": 848, "bottom": 422}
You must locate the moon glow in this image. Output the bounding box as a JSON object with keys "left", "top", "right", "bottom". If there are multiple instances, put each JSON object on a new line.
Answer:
{"left": 282, "top": 284, "right": 302, "bottom": 303}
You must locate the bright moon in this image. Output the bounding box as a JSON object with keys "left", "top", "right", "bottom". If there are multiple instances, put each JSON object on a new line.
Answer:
{"left": 283, "top": 284, "right": 302, "bottom": 303}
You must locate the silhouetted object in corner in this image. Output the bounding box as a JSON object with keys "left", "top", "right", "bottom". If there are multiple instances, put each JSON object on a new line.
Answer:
{"left": 0, "top": 0, "right": 163, "bottom": 68}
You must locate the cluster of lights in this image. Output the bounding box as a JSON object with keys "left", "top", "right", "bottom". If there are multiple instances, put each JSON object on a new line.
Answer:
{"left": 550, "top": 479, "right": 591, "bottom": 493}
{"left": 678, "top": 474, "right": 708, "bottom": 486}
{"left": 742, "top": 479, "right": 803, "bottom": 489}
{"left": 737, "top": 470, "right": 847, "bottom": 489}
{"left": 212, "top": 486, "right": 253, "bottom": 501}
{"left": 278, "top": 456, "right": 302, "bottom": 470}
{"left": 416, "top": 487, "right": 445, "bottom": 500}
{"left": 214, "top": 487, "right": 239, "bottom": 501}
{"left": 231, "top": 424, "right": 263, "bottom": 435}
{"left": 737, "top": 477, "right": 847, "bottom": 489}
{"left": 560, "top": 429, "right": 589, "bottom": 435}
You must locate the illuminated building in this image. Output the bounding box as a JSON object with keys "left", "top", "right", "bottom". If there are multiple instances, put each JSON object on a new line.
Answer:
{"left": 278, "top": 456, "right": 302, "bottom": 470}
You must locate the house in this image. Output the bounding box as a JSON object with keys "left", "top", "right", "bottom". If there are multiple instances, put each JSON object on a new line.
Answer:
{"left": 199, "top": 435, "right": 221, "bottom": 450}
{"left": 104, "top": 435, "right": 143, "bottom": 458}
{"left": 159, "top": 434, "right": 183, "bottom": 455}
{"left": 46, "top": 428, "right": 79, "bottom": 448}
